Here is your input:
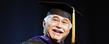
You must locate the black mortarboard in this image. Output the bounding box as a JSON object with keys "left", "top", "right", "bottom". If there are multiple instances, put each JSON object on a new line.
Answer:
{"left": 37, "top": 1, "right": 74, "bottom": 21}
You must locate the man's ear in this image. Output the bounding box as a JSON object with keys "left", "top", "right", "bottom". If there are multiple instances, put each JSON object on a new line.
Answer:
{"left": 43, "top": 20, "right": 46, "bottom": 27}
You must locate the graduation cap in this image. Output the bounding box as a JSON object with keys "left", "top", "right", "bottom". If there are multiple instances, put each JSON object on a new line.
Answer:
{"left": 37, "top": 1, "right": 75, "bottom": 43}
{"left": 37, "top": 1, "right": 75, "bottom": 20}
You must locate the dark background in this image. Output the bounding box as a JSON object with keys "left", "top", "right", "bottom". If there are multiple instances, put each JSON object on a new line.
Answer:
{"left": 0, "top": 0, "right": 109, "bottom": 44}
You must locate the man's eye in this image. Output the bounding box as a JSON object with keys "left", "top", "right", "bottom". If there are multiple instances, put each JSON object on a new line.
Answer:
{"left": 62, "top": 20, "right": 69, "bottom": 24}
{"left": 62, "top": 21, "right": 67, "bottom": 24}
{"left": 53, "top": 18, "right": 59, "bottom": 21}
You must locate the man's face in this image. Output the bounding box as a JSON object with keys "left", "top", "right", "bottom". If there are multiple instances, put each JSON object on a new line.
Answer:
{"left": 45, "top": 15, "right": 71, "bottom": 42}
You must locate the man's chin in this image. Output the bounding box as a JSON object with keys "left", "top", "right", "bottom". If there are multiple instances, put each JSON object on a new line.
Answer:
{"left": 51, "top": 36, "right": 62, "bottom": 41}
{"left": 48, "top": 33, "right": 63, "bottom": 42}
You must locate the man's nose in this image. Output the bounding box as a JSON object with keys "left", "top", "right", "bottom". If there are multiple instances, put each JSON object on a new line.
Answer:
{"left": 56, "top": 22, "right": 62, "bottom": 29}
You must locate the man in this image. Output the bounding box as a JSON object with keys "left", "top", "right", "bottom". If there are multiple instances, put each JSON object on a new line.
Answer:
{"left": 21, "top": 1, "right": 74, "bottom": 44}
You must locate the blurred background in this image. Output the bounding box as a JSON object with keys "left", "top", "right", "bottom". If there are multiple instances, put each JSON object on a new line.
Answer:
{"left": 0, "top": 0, "right": 109, "bottom": 44}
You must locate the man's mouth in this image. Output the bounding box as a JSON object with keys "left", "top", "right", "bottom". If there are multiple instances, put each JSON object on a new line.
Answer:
{"left": 53, "top": 29, "right": 63, "bottom": 34}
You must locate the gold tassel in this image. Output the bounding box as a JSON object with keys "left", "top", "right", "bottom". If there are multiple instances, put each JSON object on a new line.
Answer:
{"left": 72, "top": 7, "right": 75, "bottom": 44}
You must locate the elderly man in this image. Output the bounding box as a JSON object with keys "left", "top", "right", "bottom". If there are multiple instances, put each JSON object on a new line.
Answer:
{"left": 22, "top": 1, "right": 74, "bottom": 44}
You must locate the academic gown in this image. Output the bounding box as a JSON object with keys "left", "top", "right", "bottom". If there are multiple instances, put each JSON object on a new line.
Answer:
{"left": 21, "top": 35, "right": 64, "bottom": 44}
